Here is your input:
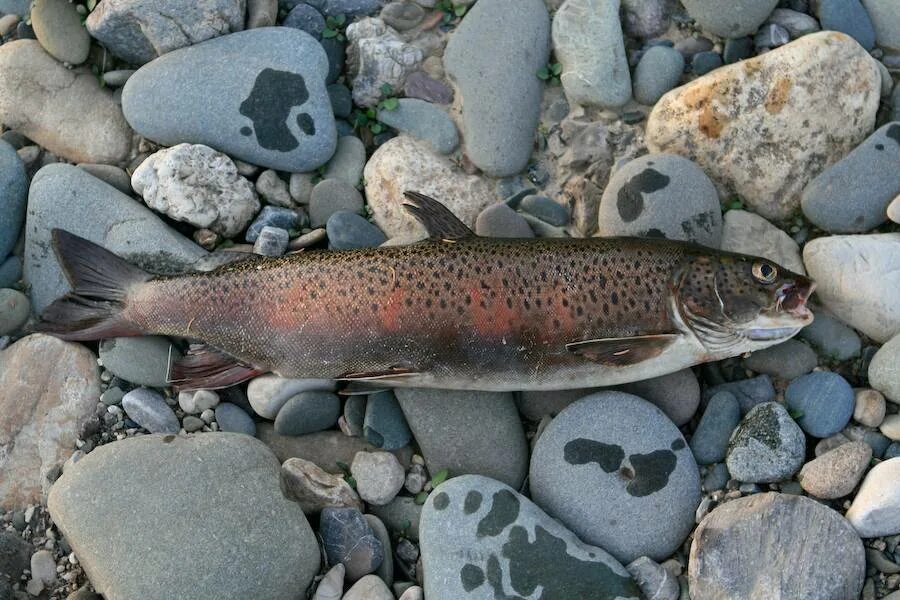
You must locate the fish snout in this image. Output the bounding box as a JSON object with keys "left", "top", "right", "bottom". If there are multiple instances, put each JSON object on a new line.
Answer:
{"left": 779, "top": 277, "right": 816, "bottom": 320}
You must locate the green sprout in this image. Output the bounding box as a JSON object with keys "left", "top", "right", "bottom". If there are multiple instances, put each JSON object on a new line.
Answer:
{"left": 437, "top": 0, "right": 467, "bottom": 23}
{"left": 322, "top": 14, "right": 347, "bottom": 41}
{"left": 537, "top": 62, "right": 563, "bottom": 85}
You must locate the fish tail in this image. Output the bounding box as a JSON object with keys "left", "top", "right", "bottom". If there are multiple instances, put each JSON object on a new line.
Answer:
{"left": 34, "top": 229, "right": 150, "bottom": 340}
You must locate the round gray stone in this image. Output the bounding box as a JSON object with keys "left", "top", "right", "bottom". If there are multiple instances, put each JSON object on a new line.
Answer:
{"left": 284, "top": 3, "right": 326, "bottom": 37}
{"left": 681, "top": 0, "right": 780, "bottom": 37}
{"left": 309, "top": 178, "right": 364, "bottom": 228}
{"left": 518, "top": 194, "right": 569, "bottom": 226}
{"left": 633, "top": 46, "right": 685, "bottom": 106}
{"left": 326, "top": 211, "right": 387, "bottom": 249}
{"left": 797, "top": 310, "right": 861, "bottom": 361}
{"left": 0, "top": 288, "right": 29, "bottom": 335}
{"left": 474, "top": 203, "right": 534, "bottom": 238}
{"left": 690, "top": 391, "right": 741, "bottom": 465}
{"left": 351, "top": 451, "right": 405, "bottom": 505}
{"left": 380, "top": 1, "right": 425, "bottom": 31}
{"left": 816, "top": 0, "right": 875, "bottom": 49}
{"left": 273, "top": 390, "right": 341, "bottom": 436}
{"left": 363, "top": 390, "right": 411, "bottom": 450}
{"left": 725, "top": 402, "right": 805, "bottom": 483}
{"left": 121, "top": 388, "right": 180, "bottom": 434}
{"left": 323, "top": 135, "right": 366, "bottom": 186}
{"left": 703, "top": 374, "right": 775, "bottom": 415}
{"left": 31, "top": 0, "right": 91, "bottom": 65}
{"left": 99, "top": 336, "right": 178, "bottom": 388}
{"left": 741, "top": 339, "right": 817, "bottom": 380}
{"left": 529, "top": 392, "right": 701, "bottom": 563}
{"left": 597, "top": 154, "right": 722, "bottom": 247}
{"left": 377, "top": 98, "right": 459, "bottom": 155}
{"left": 785, "top": 372, "right": 854, "bottom": 438}
{"left": 214, "top": 402, "right": 256, "bottom": 436}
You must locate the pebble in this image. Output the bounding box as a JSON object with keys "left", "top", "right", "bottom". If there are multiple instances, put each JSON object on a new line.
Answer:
{"left": 284, "top": 3, "right": 326, "bottom": 37}
{"left": 617, "top": 368, "right": 702, "bottom": 426}
{"left": 598, "top": 154, "right": 722, "bottom": 246}
{"left": 719, "top": 209, "right": 805, "bottom": 274}
{"left": 312, "top": 563, "right": 344, "bottom": 600}
{"left": 797, "top": 310, "right": 861, "bottom": 361}
{"left": 311, "top": 0, "right": 383, "bottom": 17}
{"left": 281, "top": 457, "right": 363, "bottom": 513}
{"left": 246, "top": 205, "right": 303, "bottom": 243}
{"left": 351, "top": 451, "right": 405, "bottom": 505}
{"left": 846, "top": 425, "right": 892, "bottom": 459}
{"left": 816, "top": 0, "right": 875, "bottom": 49}
{"left": 344, "top": 17, "right": 422, "bottom": 106}
{"left": 419, "top": 475, "right": 639, "bottom": 599}
{"left": 888, "top": 195, "right": 900, "bottom": 224}
{"left": 122, "top": 28, "right": 337, "bottom": 172}
{"left": 0, "top": 41, "right": 132, "bottom": 165}
{"left": 29, "top": 549, "right": 56, "bottom": 591}
{"left": 723, "top": 36, "right": 753, "bottom": 64}
{"left": 742, "top": 339, "right": 817, "bottom": 380}
{"left": 702, "top": 462, "right": 730, "bottom": 492}
{"left": 327, "top": 84, "right": 352, "bottom": 120}
{"left": 691, "top": 51, "right": 722, "bottom": 75}
{"left": 869, "top": 334, "right": 900, "bottom": 403}
{"left": 863, "top": 0, "right": 900, "bottom": 50}
{"left": 726, "top": 402, "right": 806, "bottom": 483}
{"left": 626, "top": 556, "right": 680, "bottom": 600}
{"left": 854, "top": 389, "right": 886, "bottom": 428}
{"left": 273, "top": 390, "right": 341, "bottom": 435}
{"left": 395, "top": 388, "right": 528, "bottom": 489}
{"left": 689, "top": 493, "right": 865, "bottom": 598}
{"left": 754, "top": 23, "right": 790, "bottom": 49}
{"left": 246, "top": 0, "right": 277, "bottom": 27}
{"left": 803, "top": 233, "right": 900, "bottom": 343}
{"left": 363, "top": 137, "right": 499, "bottom": 238}
{"left": 0, "top": 288, "right": 28, "bottom": 335}
{"left": 846, "top": 458, "right": 900, "bottom": 537}
{"left": 530, "top": 392, "right": 700, "bottom": 563}
{"left": 365, "top": 513, "right": 393, "bottom": 584}
{"left": 85, "top": 0, "right": 245, "bottom": 65}
{"left": 377, "top": 99, "right": 459, "bottom": 154}
{"left": 323, "top": 135, "right": 366, "bottom": 186}
{"left": 214, "top": 403, "right": 256, "bottom": 435}
{"left": 320, "top": 507, "right": 384, "bottom": 581}
{"left": 132, "top": 143, "right": 260, "bottom": 237}
{"left": 784, "top": 372, "right": 854, "bottom": 438}
{"left": 881, "top": 415, "right": 900, "bottom": 441}
{"left": 31, "top": 0, "right": 91, "bottom": 64}
{"left": 403, "top": 71, "right": 454, "bottom": 104}
{"left": 100, "top": 336, "right": 178, "bottom": 388}
{"left": 802, "top": 122, "right": 900, "bottom": 232}
{"left": 77, "top": 163, "right": 132, "bottom": 194}
{"left": 797, "top": 440, "right": 871, "bottom": 498}
{"left": 178, "top": 389, "right": 220, "bottom": 414}
{"left": 254, "top": 225, "right": 290, "bottom": 256}
{"left": 0, "top": 255, "right": 22, "bottom": 288}
{"left": 380, "top": 1, "right": 425, "bottom": 30}
{"left": 0, "top": 140, "right": 26, "bottom": 261}
{"left": 474, "top": 203, "right": 534, "bottom": 238}
{"left": 519, "top": 194, "right": 569, "bottom": 227}
{"left": 680, "top": 0, "right": 779, "bottom": 37}
{"left": 182, "top": 415, "right": 205, "bottom": 432}
{"left": 398, "top": 586, "right": 423, "bottom": 600}
{"left": 646, "top": 32, "right": 881, "bottom": 221}
{"left": 309, "top": 178, "right": 365, "bottom": 228}
{"left": 690, "top": 391, "right": 741, "bottom": 465}
{"left": 363, "top": 390, "right": 412, "bottom": 450}
{"left": 247, "top": 375, "right": 336, "bottom": 419}
{"left": 255, "top": 170, "right": 293, "bottom": 207}
{"left": 343, "top": 574, "right": 393, "bottom": 600}
{"left": 515, "top": 388, "right": 598, "bottom": 421}
{"left": 321, "top": 37, "right": 345, "bottom": 84}
{"left": 369, "top": 495, "right": 423, "bottom": 540}
{"left": 621, "top": 0, "right": 673, "bottom": 38}
{"left": 101, "top": 69, "right": 136, "bottom": 88}
{"left": 552, "top": 0, "right": 631, "bottom": 109}
{"left": 634, "top": 46, "right": 685, "bottom": 106}
{"left": 121, "top": 388, "right": 180, "bottom": 434}
{"left": 326, "top": 211, "right": 387, "bottom": 249}
{"left": 444, "top": 0, "right": 549, "bottom": 175}
{"left": 703, "top": 375, "right": 776, "bottom": 415}
{"left": 766, "top": 8, "right": 820, "bottom": 39}
{"left": 49, "top": 433, "right": 320, "bottom": 598}
{"left": 289, "top": 173, "right": 315, "bottom": 205}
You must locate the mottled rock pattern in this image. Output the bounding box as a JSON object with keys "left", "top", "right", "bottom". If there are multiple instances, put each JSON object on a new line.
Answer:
{"left": 797, "top": 441, "right": 871, "bottom": 499}
{"left": 281, "top": 457, "right": 363, "bottom": 513}
{"left": 726, "top": 402, "right": 805, "bottom": 482}
{"left": 345, "top": 18, "right": 423, "bottom": 107}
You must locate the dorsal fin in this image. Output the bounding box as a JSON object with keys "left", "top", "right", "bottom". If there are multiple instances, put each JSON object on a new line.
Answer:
{"left": 402, "top": 191, "right": 476, "bottom": 241}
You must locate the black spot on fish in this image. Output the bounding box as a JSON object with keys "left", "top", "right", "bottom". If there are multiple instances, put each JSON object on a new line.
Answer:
{"left": 433, "top": 491, "right": 450, "bottom": 510}
{"left": 477, "top": 490, "right": 520, "bottom": 538}
{"left": 626, "top": 449, "right": 677, "bottom": 497}
{"left": 461, "top": 563, "right": 485, "bottom": 592}
{"left": 464, "top": 490, "right": 483, "bottom": 514}
{"left": 671, "top": 439, "right": 685, "bottom": 451}
{"left": 564, "top": 439, "right": 624, "bottom": 473}
{"left": 239, "top": 68, "right": 312, "bottom": 152}
{"left": 617, "top": 168, "right": 669, "bottom": 223}
{"left": 887, "top": 123, "right": 900, "bottom": 145}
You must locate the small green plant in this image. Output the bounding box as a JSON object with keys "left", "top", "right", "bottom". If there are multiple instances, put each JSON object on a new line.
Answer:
{"left": 437, "top": 0, "right": 467, "bottom": 23}
{"left": 322, "top": 14, "right": 347, "bottom": 40}
{"left": 414, "top": 468, "right": 451, "bottom": 504}
{"left": 537, "top": 62, "right": 562, "bottom": 85}
{"left": 724, "top": 197, "right": 744, "bottom": 212}
{"left": 335, "top": 461, "right": 357, "bottom": 489}
{"left": 788, "top": 408, "right": 804, "bottom": 420}
{"left": 351, "top": 83, "right": 400, "bottom": 137}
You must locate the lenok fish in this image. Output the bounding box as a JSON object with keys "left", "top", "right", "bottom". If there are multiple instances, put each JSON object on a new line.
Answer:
{"left": 36, "top": 193, "right": 815, "bottom": 391}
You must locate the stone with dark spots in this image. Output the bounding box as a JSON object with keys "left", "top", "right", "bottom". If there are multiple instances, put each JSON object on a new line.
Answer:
{"left": 476, "top": 490, "right": 520, "bottom": 537}
{"left": 530, "top": 392, "right": 700, "bottom": 563}
{"left": 599, "top": 154, "right": 722, "bottom": 246}
{"left": 419, "top": 475, "right": 639, "bottom": 600}
{"left": 726, "top": 402, "right": 805, "bottom": 483}
{"left": 464, "top": 490, "right": 482, "bottom": 514}
{"left": 432, "top": 492, "right": 449, "bottom": 510}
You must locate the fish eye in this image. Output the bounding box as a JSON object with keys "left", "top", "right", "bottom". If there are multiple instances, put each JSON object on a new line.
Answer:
{"left": 752, "top": 261, "right": 778, "bottom": 284}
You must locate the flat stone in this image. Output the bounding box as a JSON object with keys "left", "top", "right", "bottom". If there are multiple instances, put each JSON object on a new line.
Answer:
{"left": 420, "top": 474, "right": 640, "bottom": 599}
{"left": 869, "top": 333, "right": 900, "bottom": 403}
{"left": 214, "top": 403, "right": 256, "bottom": 435}
{"left": 797, "top": 309, "right": 861, "bottom": 360}
{"left": 519, "top": 195, "right": 569, "bottom": 227}
{"left": 691, "top": 51, "right": 723, "bottom": 75}
{"left": 0, "top": 334, "right": 99, "bottom": 509}
{"left": 727, "top": 401, "right": 805, "bottom": 483}
{"left": 281, "top": 456, "right": 363, "bottom": 513}
{"left": 633, "top": 45, "right": 684, "bottom": 106}
{"left": 803, "top": 233, "right": 900, "bottom": 343}
{"left": 99, "top": 336, "right": 178, "bottom": 388}
{"left": 403, "top": 71, "right": 453, "bottom": 104}
{"left": 377, "top": 99, "right": 458, "bottom": 154}
{"left": 552, "top": 0, "right": 631, "bottom": 109}
{"left": 320, "top": 507, "right": 383, "bottom": 581}
{"left": 245, "top": 206, "right": 303, "bottom": 242}
{"left": 363, "top": 136, "right": 499, "bottom": 238}
{"left": 681, "top": 0, "right": 779, "bottom": 37}
{"left": 646, "top": 32, "right": 881, "bottom": 221}
{"left": 395, "top": 388, "right": 528, "bottom": 489}
{"left": 863, "top": 0, "right": 900, "bottom": 50}
{"left": 0, "top": 41, "right": 132, "bottom": 165}
{"left": 322, "top": 135, "right": 366, "bottom": 186}
{"left": 327, "top": 211, "right": 387, "bottom": 249}
{"left": 529, "top": 392, "right": 700, "bottom": 563}
{"left": 689, "top": 493, "right": 865, "bottom": 599}
{"left": 122, "top": 388, "right": 180, "bottom": 434}
{"left": 617, "top": 368, "right": 702, "bottom": 426}
{"left": 845, "top": 457, "right": 900, "bottom": 537}
{"left": 309, "top": 178, "right": 364, "bottom": 228}
{"left": 31, "top": 0, "right": 91, "bottom": 64}
{"left": 49, "top": 433, "right": 320, "bottom": 599}
{"left": 474, "top": 203, "right": 534, "bottom": 238}
{"left": 247, "top": 375, "right": 335, "bottom": 419}
{"left": 801, "top": 122, "right": 900, "bottom": 232}
{"left": 597, "top": 153, "right": 722, "bottom": 246}
{"left": 444, "top": 0, "right": 549, "bottom": 176}
{"left": 85, "top": 0, "right": 245, "bottom": 65}
{"left": 122, "top": 28, "right": 337, "bottom": 172}
{"left": 25, "top": 164, "right": 207, "bottom": 313}
{"left": 797, "top": 440, "right": 871, "bottom": 498}
{"left": 720, "top": 209, "right": 805, "bottom": 274}
{"left": 816, "top": 0, "right": 875, "bottom": 49}
{"left": 273, "top": 390, "right": 341, "bottom": 435}
{"left": 703, "top": 375, "right": 775, "bottom": 415}
{"left": 742, "top": 339, "right": 817, "bottom": 380}
{"left": 690, "top": 391, "right": 741, "bottom": 465}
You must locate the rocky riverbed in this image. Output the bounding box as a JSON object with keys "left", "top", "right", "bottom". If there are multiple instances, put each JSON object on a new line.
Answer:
{"left": 1, "top": 0, "right": 899, "bottom": 598}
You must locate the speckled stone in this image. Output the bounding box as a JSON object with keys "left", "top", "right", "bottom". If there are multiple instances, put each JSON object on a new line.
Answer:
{"left": 797, "top": 441, "right": 871, "bottom": 499}
{"left": 726, "top": 402, "right": 805, "bottom": 483}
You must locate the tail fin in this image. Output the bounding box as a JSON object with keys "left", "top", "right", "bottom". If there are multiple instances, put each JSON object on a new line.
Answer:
{"left": 34, "top": 230, "right": 151, "bottom": 341}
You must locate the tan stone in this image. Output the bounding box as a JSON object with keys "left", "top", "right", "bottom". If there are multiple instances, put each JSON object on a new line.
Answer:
{"left": 797, "top": 441, "right": 871, "bottom": 499}
{"left": 0, "top": 334, "right": 99, "bottom": 509}
{"left": 646, "top": 32, "right": 880, "bottom": 221}
{"left": 281, "top": 457, "right": 363, "bottom": 514}
{"left": 0, "top": 40, "right": 132, "bottom": 165}
{"left": 363, "top": 136, "right": 499, "bottom": 238}
{"left": 853, "top": 389, "right": 886, "bottom": 428}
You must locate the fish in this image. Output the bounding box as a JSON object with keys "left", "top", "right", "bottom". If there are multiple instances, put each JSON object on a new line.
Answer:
{"left": 35, "top": 192, "right": 815, "bottom": 392}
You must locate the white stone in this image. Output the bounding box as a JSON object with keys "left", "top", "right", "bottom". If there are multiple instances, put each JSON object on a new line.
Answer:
{"left": 870, "top": 335, "right": 900, "bottom": 403}
{"left": 246, "top": 375, "right": 335, "bottom": 420}
{"left": 803, "top": 233, "right": 900, "bottom": 343}
{"left": 256, "top": 169, "right": 294, "bottom": 208}
{"left": 350, "top": 451, "right": 405, "bottom": 505}
{"left": 363, "top": 136, "right": 499, "bottom": 238}
{"left": 720, "top": 210, "right": 805, "bottom": 274}
{"left": 312, "top": 563, "right": 344, "bottom": 600}
{"left": 881, "top": 415, "right": 900, "bottom": 442}
{"left": 346, "top": 18, "right": 423, "bottom": 108}
{"left": 343, "top": 574, "right": 393, "bottom": 600}
{"left": 131, "top": 143, "right": 260, "bottom": 237}
{"left": 177, "top": 389, "right": 220, "bottom": 414}
{"left": 888, "top": 195, "right": 900, "bottom": 224}
{"left": 30, "top": 550, "right": 57, "bottom": 585}
{"left": 846, "top": 458, "right": 900, "bottom": 537}
{"left": 647, "top": 32, "right": 881, "bottom": 221}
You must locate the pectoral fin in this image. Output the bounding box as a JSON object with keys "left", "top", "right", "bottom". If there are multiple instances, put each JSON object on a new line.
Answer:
{"left": 566, "top": 334, "right": 680, "bottom": 367}
{"left": 168, "top": 344, "right": 264, "bottom": 391}
{"left": 337, "top": 366, "right": 420, "bottom": 381}
{"left": 402, "top": 191, "right": 476, "bottom": 241}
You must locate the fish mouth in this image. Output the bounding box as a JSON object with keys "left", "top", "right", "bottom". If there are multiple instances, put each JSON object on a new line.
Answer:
{"left": 745, "top": 278, "right": 816, "bottom": 341}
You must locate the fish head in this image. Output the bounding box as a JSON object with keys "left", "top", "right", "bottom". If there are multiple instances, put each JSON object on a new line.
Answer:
{"left": 673, "top": 252, "right": 815, "bottom": 352}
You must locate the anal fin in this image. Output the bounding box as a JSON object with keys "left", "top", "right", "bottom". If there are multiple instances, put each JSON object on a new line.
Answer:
{"left": 566, "top": 334, "right": 680, "bottom": 367}
{"left": 168, "top": 344, "right": 264, "bottom": 391}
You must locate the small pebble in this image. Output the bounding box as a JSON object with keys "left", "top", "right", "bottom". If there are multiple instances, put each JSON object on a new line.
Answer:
{"left": 215, "top": 403, "right": 256, "bottom": 435}
{"left": 121, "top": 388, "right": 180, "bottom": 434}
{"left": 245, "top": 206, "right": 303, "bottom": 243}
{"left": 350, "top": 451, "right": 405, "bottom": 505}
{"left": 691, "top": 51, "right": 723, "bottom": 75}
{"left": 254, "top": 226, "right": 290, "bottom": 256}
{"left": 256, "top": 170, "right": 293, "bottom": 207}
{"left": 854, "top": 389, "right": 886, "bottom": 428}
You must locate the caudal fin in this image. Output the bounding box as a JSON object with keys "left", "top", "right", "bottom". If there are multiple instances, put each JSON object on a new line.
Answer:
{"left": 34, "top": 230, "right": 151, "bottom": 341}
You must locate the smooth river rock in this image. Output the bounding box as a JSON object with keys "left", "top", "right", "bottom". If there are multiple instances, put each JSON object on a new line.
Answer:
{"left": 122, "top": 27, "right": 336, "bottom": 172}
{"left": 443, "top": 0, "right": 549, "bottom": 177}
{"left": 681, "top": 0, "right": 779, "bottom": 37}
{"left": 646, "top": 32, "right": 881, "bottom": 221}
{"left": 803, "top": 233, "right": 900, "bottom": 343}
{"left": 720, "top": 209, "right": 805, "bottom": 274}
{"left": 845, "top": 457, "right": 900, "bottom": 537}
{"left": 0, "top": 139, "right": 27, "bottom": 259}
